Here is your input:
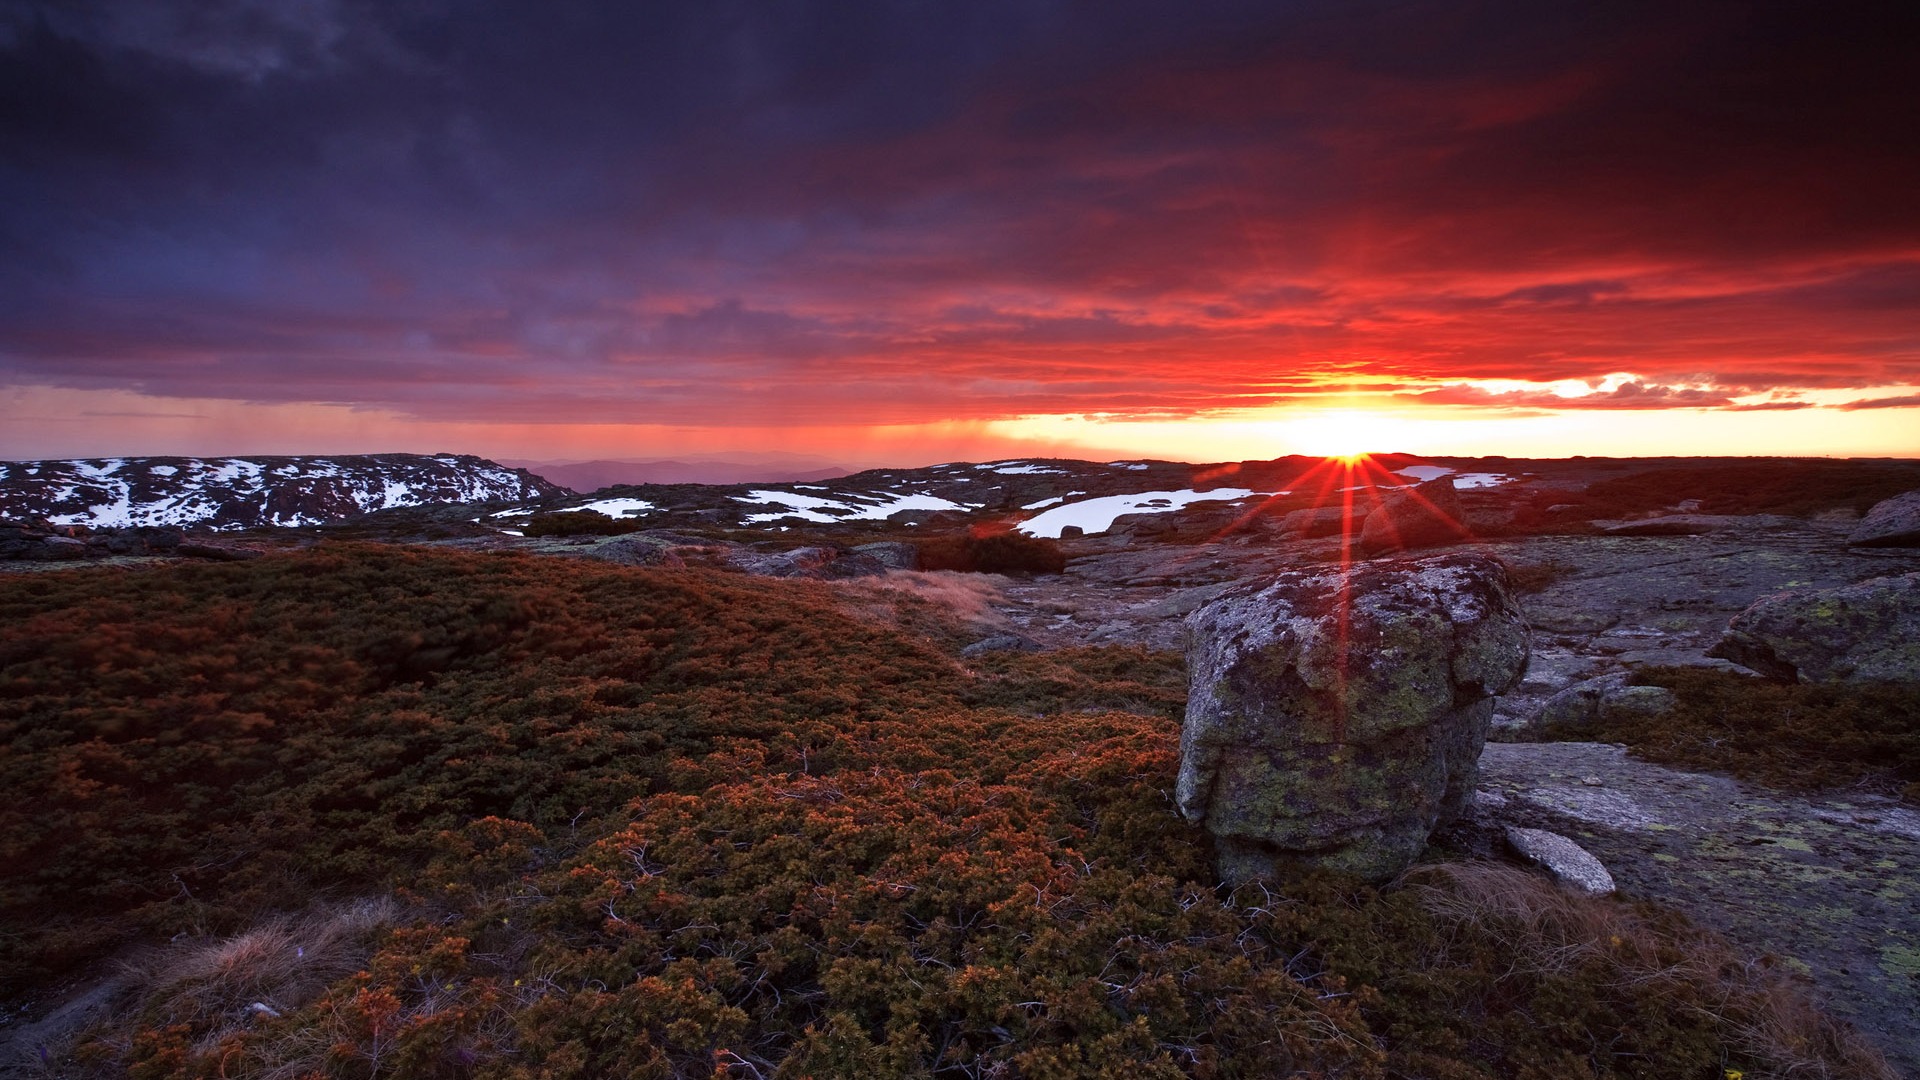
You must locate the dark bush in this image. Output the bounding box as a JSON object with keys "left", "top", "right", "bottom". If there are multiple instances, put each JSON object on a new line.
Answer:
{"left": 1574, "top": 461, "right": 1920, "bottom": 519}
{"left": 523, "top": 510, "right": 642, "bottom": 536}
{"left": 915, "top": 528, "right": 1067, "bottom": 574}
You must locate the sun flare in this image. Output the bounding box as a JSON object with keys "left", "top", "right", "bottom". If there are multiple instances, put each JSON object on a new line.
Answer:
{"left": 1282, "top": 409, "right": 1407, "bottom": 460}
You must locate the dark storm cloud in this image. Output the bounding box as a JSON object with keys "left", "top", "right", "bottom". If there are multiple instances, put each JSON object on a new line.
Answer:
{"left": 2, "top": 0, "right": 1917, "bottom": 426}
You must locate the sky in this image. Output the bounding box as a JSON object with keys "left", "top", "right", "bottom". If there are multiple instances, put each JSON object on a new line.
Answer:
{"left": 3, "top": 0, "right": 1918, "bottom": 466}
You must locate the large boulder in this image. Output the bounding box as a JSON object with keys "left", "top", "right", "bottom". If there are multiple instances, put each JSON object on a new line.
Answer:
{"left": 1848, "top": 491, "right": 1920, "bottom": 548}
{"left": 1708, "top": 572, "right": 1920, "bottom": 683}
{"left": 851, "top": 541, "right": 919, "bottom": 570}
{"left": 1357, "top": 477, "right": 1470, "bottom": 555}
{"left": 1177, "top": 553, "right": 1531, "bottom": 883}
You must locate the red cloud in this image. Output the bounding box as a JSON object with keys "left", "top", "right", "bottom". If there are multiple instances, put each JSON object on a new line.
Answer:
{"left": 2, "top": 3, "right": 1918, "bottom": 437}
{"left": 1397, "top": 382, "right": 1740, "bottom": 411}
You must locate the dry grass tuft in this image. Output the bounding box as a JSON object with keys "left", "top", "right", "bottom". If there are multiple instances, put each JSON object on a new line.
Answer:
{"left": 1405, "top": 863, "right": 1898, "bottom": 1080}
{"left": 831, "top": 569, "right": 1012, "bottom": 636}
{"left": 121, "top": 899, "right": 397, "bottom": 1047}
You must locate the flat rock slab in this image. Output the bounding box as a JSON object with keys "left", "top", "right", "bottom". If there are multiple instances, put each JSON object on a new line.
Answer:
{"left": 1478, "top": 741, "right": 1920, "bottom": 1077}
{"left": 1503, "top": 826, "right": 1615, "bottom": 895}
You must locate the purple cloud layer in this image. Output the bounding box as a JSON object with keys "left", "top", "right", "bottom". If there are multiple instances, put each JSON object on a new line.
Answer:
{"left": 2, "top": 1, "right": 1917, "bottom": 428}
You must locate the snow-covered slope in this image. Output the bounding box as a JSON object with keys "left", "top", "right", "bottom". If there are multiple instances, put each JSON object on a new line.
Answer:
{"left": 0, "top": 454, "right": 563, "bottom": 530}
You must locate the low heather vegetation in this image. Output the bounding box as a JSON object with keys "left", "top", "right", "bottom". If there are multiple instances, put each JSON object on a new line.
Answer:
{"left": 1539, "top": 666, "right": 1920, "bottom": 803}
{"left": 0, "top": 547, "right": 1893, "bottom": 1078}
{"left": 914, "top": 529, "right": 1069, "bottom": 574}
{"left": 1564, "top": 461, "right": 1920, "bottom": 521}
{"left": 522, "top": 510, "right": 644, "bottom": 537}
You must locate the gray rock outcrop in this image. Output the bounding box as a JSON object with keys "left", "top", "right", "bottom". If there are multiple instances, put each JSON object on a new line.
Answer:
{"left": 1848, "top": 491, "right": 1920, "bottom": 548}
{"left": 2, "top": 519, "right": 193, "bottom": 562}
{"left": 582, "top": 533, "right": 889, "bottom": 579}
{"left": 730, "top": 546, "right": 888, "bottom": 580}
{"left": 1594, "top": 513, "right": 1803, "bottom": 538}
{"left": 583, "top": 532, "right": 722, "bottom": 568}
{"left": 1708, "top": 572, "right": 1920, "bottom": 683}
{"left": 1529, "top": 672, "right": 1676, "bottom": 735}
{"left": 851, "top": 541, "right": 920, "bottom": 570}
{"left": 1176, "top": 552, "right": 1530, "bottom": 883}
{"left": 959, "top": 633, "right": 1044, "bottom": 658}
{"left": 1358, "top": 477, "right": 1470, "bottom": 555}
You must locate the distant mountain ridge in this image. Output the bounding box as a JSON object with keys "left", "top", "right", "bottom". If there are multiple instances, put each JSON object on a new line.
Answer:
{"left": 504, "top": 458, "right": 850, "bottom": 491}
{"left": 0, "top": 454, "right": 562, "bottom": 531}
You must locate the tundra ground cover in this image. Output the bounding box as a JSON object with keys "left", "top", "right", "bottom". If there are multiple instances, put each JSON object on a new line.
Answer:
{"left": 1544, "top": 666, "right": 1920, "bottom": 803}
{"left": 0, "top": 547, "right": 1892, "bottom": 1077}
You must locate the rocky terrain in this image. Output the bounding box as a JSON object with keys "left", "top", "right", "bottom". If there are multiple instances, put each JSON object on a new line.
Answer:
{"left": 1470, "top": 741, "right": 1920, "bottom": 1075}
{"left": 464, "top": 455, "right": 1919, "bottom": 1074}
{"left": 0, "top": 454, "right": 561, "bottom": 533}
{"left": 6, "top": 452, "right": 1920, "bottom": 1074}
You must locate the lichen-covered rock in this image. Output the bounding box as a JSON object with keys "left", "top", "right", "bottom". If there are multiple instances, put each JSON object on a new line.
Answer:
{"left": 1708, "top": 572, "right": 1920, "bottom": 683}
{"left": 1177, "top": 552, "right": 1530, "bottom": 883}
{"left": 1530, "top": 672, "right": 1676, "bottom": 735}
{"left": 1357, "top": 477, "right": 1470, "bottom": 555}
{"left": 1503, "top": 826, "right": 1615, "bottom": 895}
{"left": 851, "top": 541, "right": 920, "bottom": 570}
{"left": 1848, "top": 491, "right": 1920, "bottom": 548}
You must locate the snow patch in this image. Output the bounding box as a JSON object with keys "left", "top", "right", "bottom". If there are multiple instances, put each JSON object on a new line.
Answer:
{"left": 1452, "top": 473, "right": 1513, "bottom": 489}
{"left": 1395, "top": 464, "right": 1513, "bottom": 489}
{"left": 566, "top": 497, "right": 655, "bottom": 518}
{"left": 381, "top": 480, "right": 417, "bottom": 508}
{"left": 72, "top": 459, "right": 126, "bottom": 481}
{"left": 1017, "top": 488, "right": 1261, "bottom": 539}
{"left": 735, "top": 488, "right": 972, "bottom": 524}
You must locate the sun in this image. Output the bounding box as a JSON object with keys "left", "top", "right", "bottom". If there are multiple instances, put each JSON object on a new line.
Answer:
{"left": 1283, "top": 409, "right": 1405, "bottom": 460}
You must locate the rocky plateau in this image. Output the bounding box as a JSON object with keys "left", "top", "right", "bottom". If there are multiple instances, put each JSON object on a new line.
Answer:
{"left": 6, "top": 451, "right": 1920, "bottom": 1072}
